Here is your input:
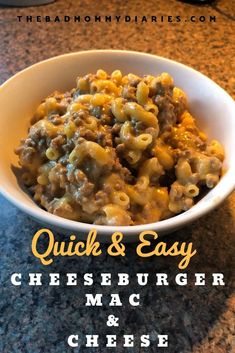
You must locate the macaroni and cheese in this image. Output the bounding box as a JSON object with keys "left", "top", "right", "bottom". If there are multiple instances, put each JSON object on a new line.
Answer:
{"left": 15, "top": 69, "right": 224, "bottom": 225}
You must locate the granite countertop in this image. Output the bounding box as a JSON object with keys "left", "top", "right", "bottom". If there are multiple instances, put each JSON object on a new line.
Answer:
{"left": 0, "top": 1, "right": 234, "bottom": 353}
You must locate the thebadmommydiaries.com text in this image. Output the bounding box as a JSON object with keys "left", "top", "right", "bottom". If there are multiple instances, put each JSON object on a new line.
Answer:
{"left": 16, "top": 14, "right": 216, "bottom": 23}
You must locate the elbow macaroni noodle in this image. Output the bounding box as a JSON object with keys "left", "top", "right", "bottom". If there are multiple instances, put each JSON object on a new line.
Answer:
{"left": 15, "top": 69, "right": 225, "bottom": 226}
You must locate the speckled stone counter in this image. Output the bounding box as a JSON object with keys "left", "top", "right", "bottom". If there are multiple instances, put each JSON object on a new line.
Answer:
{"left": 0, "top": 1, "right": 234, "bottom": 353}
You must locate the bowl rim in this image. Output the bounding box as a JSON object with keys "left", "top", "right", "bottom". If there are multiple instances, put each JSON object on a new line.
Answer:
{"left": 1, "top": 49, "right": 235, "bottom": 235}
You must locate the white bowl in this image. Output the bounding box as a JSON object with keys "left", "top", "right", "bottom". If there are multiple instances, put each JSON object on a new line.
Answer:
{"left": 0, "top": 50, "right": 235, "bottom": 241}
